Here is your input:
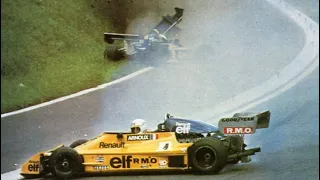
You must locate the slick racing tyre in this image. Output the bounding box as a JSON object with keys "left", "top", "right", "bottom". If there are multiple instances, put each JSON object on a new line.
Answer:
{"left": 104, "top": 36, "right": 114, "bottom": 44}
{"left": 189, "top": 138, "right": 228, "bottom": 174}
{"left": 50, "top": 147, "right": 83, "bottom": 179}
{"left": 104, "top": 45, "right": 125, "bottom": 61}
{"left": 69, "top": 139, "right": 88, "bottom": 148}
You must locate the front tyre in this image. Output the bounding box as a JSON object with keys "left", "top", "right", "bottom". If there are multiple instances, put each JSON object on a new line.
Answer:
{"left": 189, "top": 138, "right": 228, "bottom": 174}
{"left": 50, "top": 147, "right": 83, "bottom": 179}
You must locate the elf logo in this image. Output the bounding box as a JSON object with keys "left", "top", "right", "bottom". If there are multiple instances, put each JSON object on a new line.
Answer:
{"left": 28, "top": 164, "right": 40, "bottom": 172}
{"left": 175, "top": 122, "right": 191, "bottom": 134}
{"left": 110, "top": 156, "right": 157, "bottom": 168}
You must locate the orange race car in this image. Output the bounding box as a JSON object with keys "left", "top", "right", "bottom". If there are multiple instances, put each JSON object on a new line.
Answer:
{"left": 20, "top": 111, "right": 271, "bottom": 179}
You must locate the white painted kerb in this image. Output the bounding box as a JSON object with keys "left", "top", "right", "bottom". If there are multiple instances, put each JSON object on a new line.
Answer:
{"left": 1, "top": 0, "right": 318, "bottom": 179}
{"left": 1, "top": 67, "right": 154, "bottom": 118}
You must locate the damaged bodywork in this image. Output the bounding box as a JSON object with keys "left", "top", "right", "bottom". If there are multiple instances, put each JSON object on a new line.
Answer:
{"left": 103, "top": 7, "right": 186, "bottom": 61}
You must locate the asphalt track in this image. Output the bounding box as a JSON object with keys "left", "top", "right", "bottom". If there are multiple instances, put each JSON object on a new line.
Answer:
{"left": 1, "top": 0, "right": 318, "bottom": 179}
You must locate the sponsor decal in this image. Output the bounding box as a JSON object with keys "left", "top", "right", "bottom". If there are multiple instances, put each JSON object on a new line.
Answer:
{"left": 159, "top": 159, "right": 168, "bottom": 168}
{"left": 110, "top": 156, "right": 157, "bottom": 168}
{"left": 175, "top": 122, "right": 190, "bottom": 134}
{"left": 141, "top": 164, "right": 149, "bottom": 168}
{"left": 221, "top": 117, "right": 254, "bottom": 122}
{"left": 95, "top": 155, "right": 104, "bottom": 162}
{"left": 93, "top": 165, "right": 109, "bottom": 170}
{"left": 28, "top": 160, "right": 39, "bottom": 163}
{"left": 127, "top": 134, "right": 158, "bottom": 141}
{"left": 28, "top": 163, "right": 40, "bottom": 172}
{"left": 99, "top": 142, "right": 125, "bottom": 148}
{"left": 224, "top": 127, "right": 253, "bottom": 134}
{"left": 159, "top": 159, "right": 168, "bottom": 166}
{"left": 28, "top": 160, "right": 40, "bottom": 172}
{"left": 163, "top": 143, "right": 169, "bottom": 150}
{"left": 157, "top": 142, "right": 172, "bottom": 151}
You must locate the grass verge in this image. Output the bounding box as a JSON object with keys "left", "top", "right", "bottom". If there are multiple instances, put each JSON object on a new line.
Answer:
{"left": 1, "top": 0, "right": 127, "bottom": 114}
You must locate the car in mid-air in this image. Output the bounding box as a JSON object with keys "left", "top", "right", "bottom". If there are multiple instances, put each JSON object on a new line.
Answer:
{"left": 103, "top": 7, "right": 186, "bottom": 61}
{"left": 20, "top": 111, "right": 271, "bottom": 179}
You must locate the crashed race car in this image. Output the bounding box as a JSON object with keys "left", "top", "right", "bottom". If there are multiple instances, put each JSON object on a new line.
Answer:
{"left": 103, "top": 7, "right": 186, "bottom": 61}
{"left": 20, "top": 110, "right": 271, "bottom": 179}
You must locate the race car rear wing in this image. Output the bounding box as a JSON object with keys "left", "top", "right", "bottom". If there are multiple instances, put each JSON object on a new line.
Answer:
{"left": 218, "top": 110, "right": 271, "bottom": 134}
{"left": 104, "top": 33, "right": 143, "bottom": 44}
{"left": 153, "top": 7, "right": 184, "bottom": 36}
{"left": 104, "top": 7, "right": 184, "bottom": 44}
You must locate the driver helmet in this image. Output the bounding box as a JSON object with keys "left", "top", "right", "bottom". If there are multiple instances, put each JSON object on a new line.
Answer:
{"left": 130, "top": 119, "right": 146, "bottom": 134}
{"left": 159, "top": 34, "right": 167, "bottom": 41}
{"left": 151, "top": 29, "right": 167, "bottom": 41}
{"left": 151, "top": 29, "right": 160, "bottom": 36}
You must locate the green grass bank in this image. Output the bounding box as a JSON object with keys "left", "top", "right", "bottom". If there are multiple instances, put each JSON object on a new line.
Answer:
{"left": 1, "top": 0, "right": 128, "bottom": 113}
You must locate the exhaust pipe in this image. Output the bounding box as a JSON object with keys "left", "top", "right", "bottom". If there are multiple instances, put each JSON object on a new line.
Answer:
{"left": 228, "top": 147, "right": 261, "bottom": 159}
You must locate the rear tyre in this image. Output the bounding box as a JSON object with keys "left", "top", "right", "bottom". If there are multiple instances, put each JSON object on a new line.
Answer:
{"left": 50, "top": 147, "right": 83, "bottom": 179}
{"left": 104, "top": 45, "right": 125, "bottom": 61}
{"left": 189, "top": 138, "right": 228, "bottom": 174}
{"left": 69, "top": 139, "right": 88, "bottom": 148}
{"left": 104, "top": 37, "right": 114, "bottom": 44}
